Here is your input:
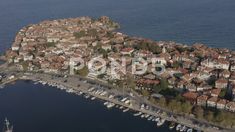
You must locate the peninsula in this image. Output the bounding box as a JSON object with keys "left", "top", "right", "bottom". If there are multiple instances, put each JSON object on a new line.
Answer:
{"left": 1, "top": 16, "right": 235, "bottom": 132}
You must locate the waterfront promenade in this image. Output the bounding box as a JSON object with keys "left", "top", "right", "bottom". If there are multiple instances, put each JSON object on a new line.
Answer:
{"left": 0, "top": 64, "right": 233, "bottom": 132}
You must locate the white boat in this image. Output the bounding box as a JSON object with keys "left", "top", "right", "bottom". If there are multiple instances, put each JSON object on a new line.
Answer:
{"left": 133, "top": 112, "right": 142, "bottom": 116}
{"left": 169, "top": 122, "right": 176, "bottom": 129}
{"left": 91, "top": 97, "right": 96, "bottom": 100}
{"left": 187, "top": 128, "right": 193, "bottom": 132}
{"left": 180, "top": 125, "right": 187, "bottom": 132}
{"left": 119, "top": 106, "right": 124, "bottom": 109}
{"left": 84, "top": 94, "right": 90, "bottom": 99}
{"left": 145, "top": 114, "right": 150, "bottom": 118}
{"left": 107, "top": 103, "right": 115, "bottom": 108}
{"left": 104, "top": 102, "right": 109, "bottom": 105}
{"left": 123, "top": 108, "right": 129, "bottom": 112}
{"left": 155, "top": 117, "right": 160, "bottom": 122}
{"left": 147, "top": 116, "right": 153, "bottom": 121}
{"left": 176, "top": 124, "right": 182, "bottom": 131}
{"left": 141, "top": 114, "right": 145, "bottom": 118}
{"left": 157, "top": 118, "right": 165, "bottom": 127}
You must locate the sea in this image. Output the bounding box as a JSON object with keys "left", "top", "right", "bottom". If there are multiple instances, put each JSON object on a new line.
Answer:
{"left": 0, "top": 0, "right": 235, "bottom": 131}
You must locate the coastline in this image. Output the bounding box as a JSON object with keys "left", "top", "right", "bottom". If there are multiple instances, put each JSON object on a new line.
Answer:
{"left": 1, "top": 16, "right": 235, "bottom": 132}
{"left": 0, "top": 70, "right": 232, "bottom": 132}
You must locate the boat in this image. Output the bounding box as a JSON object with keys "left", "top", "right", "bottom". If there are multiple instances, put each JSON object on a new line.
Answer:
{"left": 187, "top": 128, "right": 193, "bottom": 132}
{"left": 91, "top": 97, "right": 96, "bottom": 100}
{"left": 133, "top": 112, "right": 142, "bottom": 116}
{"left": 176, "top": 124, "right": 181, "bottom": 131}
{"left": 180, "top": 125, "right": 187, "bottom": 132}
{"left": 84, "top": 94, "right": 90, "bottom": 99}
{"left": 141, "top": 114, "right": 145, "bottom": 118}
{"left": 107, "top": 103, "right": 115, "bottom": 108}
{"left": 155, "top": 117, "right": 160, "bottom": 122}
{"left": 169, "top": 122, "right": 176, "bottom": 129}
{"left": 123, "top": 108, "right": 129, "bottom": 112}
{"left": 119, "top": 106, "right": 124, "bottom": 109}
{"left": 147, "top": 116, "right": 153, "bottom": 121}
{"left": 157, "top": 118, "right": 165, "bottom": 127}
{"left": 104, "top": 102, "right": 109, "bottom": 105}
{"left": 3, "top": 118, "right": 13, "bottom": 132}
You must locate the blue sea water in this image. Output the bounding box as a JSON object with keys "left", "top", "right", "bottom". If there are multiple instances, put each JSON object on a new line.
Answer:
{"left": 0, "top": 0, "right": 235, "bottom": 131}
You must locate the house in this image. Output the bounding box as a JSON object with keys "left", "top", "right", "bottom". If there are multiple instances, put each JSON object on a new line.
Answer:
{"left": 101, "top": 44, "right": 112, "bottom": 51}
{"left": 197, "top": 84, "right": 213, "bottom": 91}
{"left": 185, "top": 83, "right": 197, "bottom": 92}
{"left": 182, "top": 74, "right": 194, "bottom": 82}
{"left": 23, "top": 54, "right": 34, "bottom": 61}
{"left": 183, "top": 61, "right": 192, "bottom": 69}
{"left": 220, "top": 70, "right": 230, "bottom": 78}
{"left": 231, "top": 64, "right": 235, "bottom": 71}
{"left": 201, "top": 59, "right": 230, "bottom": 70}
{"left": 197, "top": 95, "right": 208, "bottom": 106}
{"left": 121, "top": 48, "right": 134, "bottom": 55}
{"left": 216, "top": 99, "right": 227, "bottom": 110}
{"left": 136, "top": 50, "right": 153, "bottom": 57}
{"left": 47, "top": 37, "right": 60, "bottom": 43}
{"left": 225, "top": 102, "right": 235, "bottom": 112}
{"left": 182, "top": 92, "right": 198, "bottom": 104}
{"left": 11, "top": 45, "right": 20, "bottom": 51}
{"left": 207, "top": 96, "right": 218, "bottom": 108}
{"left": 210, "top": 88, "right": 221, "bottom": 97}
{"left": 215, "top": 78, "right": 228, "bottom": 89}
{"left": 152, "top": 57, "right": 167, "bottom": 65}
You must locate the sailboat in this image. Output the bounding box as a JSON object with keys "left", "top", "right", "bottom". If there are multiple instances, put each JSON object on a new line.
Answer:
{"left": 2, "top": 118, "right": 13, "bottom": 132}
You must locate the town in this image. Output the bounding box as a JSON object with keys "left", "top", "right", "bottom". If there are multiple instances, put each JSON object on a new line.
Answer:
{"left": 1, "top": 16, "right": 235, "bottom": 131}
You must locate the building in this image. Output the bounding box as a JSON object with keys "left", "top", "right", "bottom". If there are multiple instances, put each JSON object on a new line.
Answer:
{"left": 225, "top": 102, "right": 235, "bottom": 112}
{"left": 197, "top": 95, "right": 208, "bottom": 106}
{"left": 121, "top": 48, "right": 134, "bottom": 55}
{"left": 216, "top": 99, "right": 227, "bottom": 110}
{"left": 215, "top": 78, "right": 228, "bottom": 89}
{"left": 220, "top": 70, "right": 230, "bottom": 78}
{"left": 210, "top": 88, "right": 221, "bottom": 97}
{"left": 182, "top": 92, "right": 198, "bottom": 104}
{"left": 207, "top": 96, "right": 218, "bottom": 108}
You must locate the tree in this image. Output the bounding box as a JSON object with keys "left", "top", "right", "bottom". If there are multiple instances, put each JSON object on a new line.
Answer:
{"left": 181, "top": 101, "right": 193, "bottom": 114}
{"left": 73, "top": 30, "right": 86, "bottom": 38}
{"left": 193, "top": 106, "right": 204, "bottom": 119}
{"left": 75, "top": 66, "right": 89, "bottom": 77}
{"left": 219, "top": 89, "right": 227, "bottom": 98}
{"left": 205, "top": 111, "right": 214, "bottom": 122}
{"left": 158, "top": 97, "right": 166, "bottom": 107}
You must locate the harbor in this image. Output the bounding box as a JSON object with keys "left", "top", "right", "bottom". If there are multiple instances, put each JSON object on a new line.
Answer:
{"left": 0, "top": 71, "right": 223, "bottom": 132}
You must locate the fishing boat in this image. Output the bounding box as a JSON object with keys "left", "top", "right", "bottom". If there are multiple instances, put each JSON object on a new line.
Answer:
{"left": 107, "top": 103, "right": 115, "bottom": 108}
{"left": 176, "top": 124, "right": 182, "bottom": 131}
{"left": 91, "top": 97, "right": 96, "bottom": 100}
{"left": 104, "top": 101, "right": 109, "bottom": 105}
{"left": 133, "top": 112, "right": 142, "bottom": 116}
{"left": 187, "top": 128, "right": 193, "bottom": 132}
{"left": 180, "top": 125, "right": 187, "bottom": 132}
{"left": 3, "top": 118, "right": 13, "bottom": 132}
{"left": 155, "top": 117, "right": 160, "bottom": 122}
{"left": 123, "top": 108, "right": 129, "bottom": 112}
{"left": 157, "top": 118, "right": 165, "bottom": 127}
{"left": 169, "top": 122, "right": 176, "bottom": 129}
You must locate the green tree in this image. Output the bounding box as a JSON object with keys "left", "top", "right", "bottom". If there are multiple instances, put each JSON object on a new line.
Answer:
{"left": 205, "top": 111, "right": 214, "bottom": 122}
{"left": 181, "top": 101, "right": 193, "bottom": 114}
{"left": 75, "top": 66, "right": 89, "bottom": 77}
{"left": 193, "top": 106, "right": 204, "bottom": 119}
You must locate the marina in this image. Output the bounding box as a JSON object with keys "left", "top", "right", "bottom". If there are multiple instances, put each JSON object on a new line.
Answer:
{"left": 28, "top": 78, "right": 197, "bottom": 132}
